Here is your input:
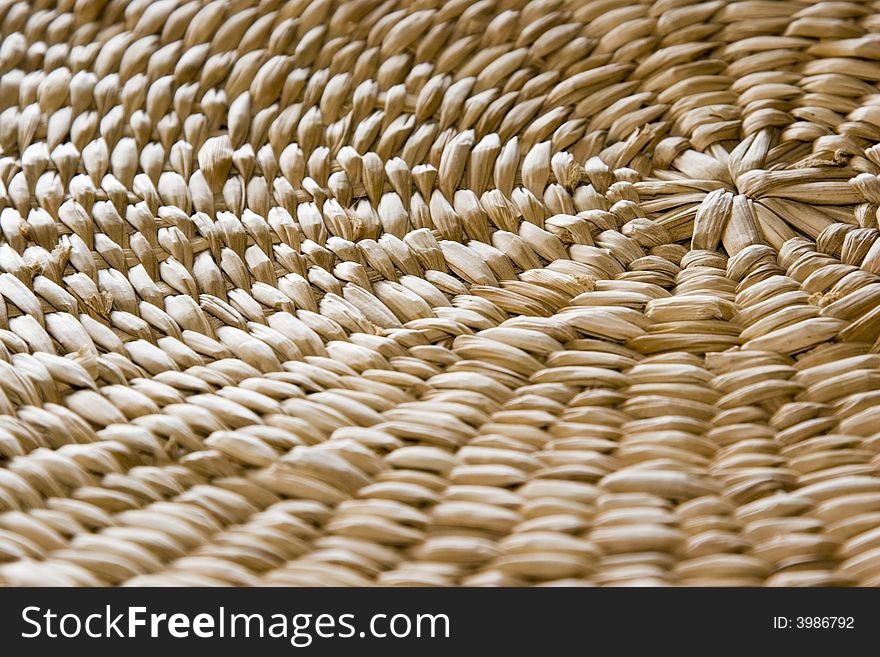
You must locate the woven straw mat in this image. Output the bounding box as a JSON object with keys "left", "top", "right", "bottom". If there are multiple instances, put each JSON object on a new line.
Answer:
{"left": 5, "top": 0, "right": 880, "bottom": 587}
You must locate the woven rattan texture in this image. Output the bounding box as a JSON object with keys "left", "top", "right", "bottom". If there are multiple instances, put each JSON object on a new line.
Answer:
{"left": 1, "top": 0, "right": 880, "bottom": 586}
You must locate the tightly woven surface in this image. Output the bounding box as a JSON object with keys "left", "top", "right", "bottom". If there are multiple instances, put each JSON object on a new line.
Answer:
{"left": 3, "top": 0, "right": 880, "bottom": 587}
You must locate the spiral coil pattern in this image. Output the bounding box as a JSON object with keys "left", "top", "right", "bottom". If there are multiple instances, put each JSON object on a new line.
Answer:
{"left": 0, "top": 0, "right": 879, "bottom": 586}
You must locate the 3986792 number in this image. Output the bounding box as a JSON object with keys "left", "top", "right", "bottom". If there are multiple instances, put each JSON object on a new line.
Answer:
{"left": 795, "top": 617, "right": 854, "bottom": 629}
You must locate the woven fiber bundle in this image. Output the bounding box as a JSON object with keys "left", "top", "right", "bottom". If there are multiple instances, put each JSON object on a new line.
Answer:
{"left": 2, "top": 0, "right": 880, "bottom": 588}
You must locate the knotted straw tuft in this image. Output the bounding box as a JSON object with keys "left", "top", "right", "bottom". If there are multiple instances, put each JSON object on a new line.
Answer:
{"left": 1, "top": 0, "right": 880, "bottom": 587}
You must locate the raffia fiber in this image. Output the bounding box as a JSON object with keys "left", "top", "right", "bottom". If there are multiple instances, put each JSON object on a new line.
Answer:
{"left": 3, "top": 0, "right": 880, "bottom": 587}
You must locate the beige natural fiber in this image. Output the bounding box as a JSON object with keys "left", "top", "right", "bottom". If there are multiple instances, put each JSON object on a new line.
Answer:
{"left": 3, "top": 0, "right": 880, "bottom": 587}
